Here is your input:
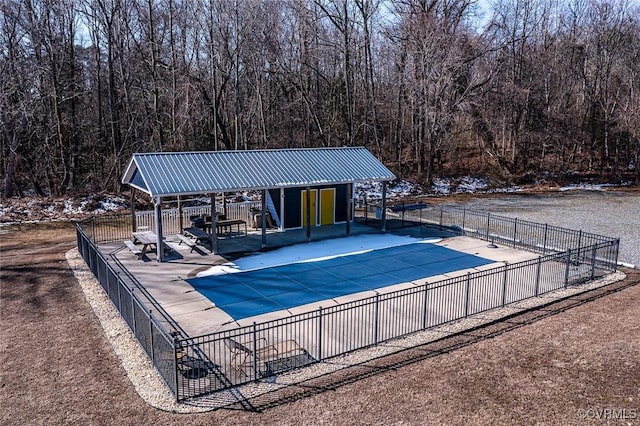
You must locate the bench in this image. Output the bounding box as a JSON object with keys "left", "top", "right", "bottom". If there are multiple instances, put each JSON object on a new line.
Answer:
{"left": 176, "top": 233, "right": 197, "bottom": 253}
{"left": 123, "top": 240, "right": 143, "bottom": 258}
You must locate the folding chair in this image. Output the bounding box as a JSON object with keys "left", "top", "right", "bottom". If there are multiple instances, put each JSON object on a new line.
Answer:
{"left": 225, "top": 337, "right": 272, "bottom": 376}
{"left": 224, "top": 337, "right": 307, "bottom": 377}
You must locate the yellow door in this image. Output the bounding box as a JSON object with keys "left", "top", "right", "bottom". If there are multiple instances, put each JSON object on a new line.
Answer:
{"left": 320, "top": 188, "right": 335, "bottom": 225}
{"left": 302, "top": 189, "right": 317, "bottom": 226}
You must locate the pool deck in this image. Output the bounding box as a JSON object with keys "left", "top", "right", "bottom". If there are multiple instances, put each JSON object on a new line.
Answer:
{"left": 98, "top": 223, "right": 540, "bottom": 338}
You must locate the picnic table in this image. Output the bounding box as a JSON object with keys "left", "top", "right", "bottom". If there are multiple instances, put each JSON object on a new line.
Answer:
{"left": 132, "top": 231, "right": 159, "bottom": 256}
{"left": 201, "top": 219, "right": 247, "bottom": 236}
{"left": 215, "top": 219, "right": 247, "bottom": 236}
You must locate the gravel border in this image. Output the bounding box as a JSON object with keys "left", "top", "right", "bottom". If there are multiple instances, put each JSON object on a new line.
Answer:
{"left": 66, "top": 248, "right": 626, "bottom": 412}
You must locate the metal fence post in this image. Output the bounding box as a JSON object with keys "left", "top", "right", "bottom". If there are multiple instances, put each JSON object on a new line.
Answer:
{"left": 577, "top": 229, "right": 582, "bottom": 247}
{"left": 464, "top": 273, "right": 471, "bottom": 317}
{"left": 149, "top": 310, "right": 154, "bottom": 363}
{"left": 317, "top": 307, "right": 323, "bottom": 361}
{"left": 564, "top": 249, "right": 572, "bottom": 288}
{"left": 535, "top": 256, "right": 542, "bottom": 296}
{"left": 462, "top": 208, "right": 466, "bottom": 231}
{"left": 513, "top": 218, "right": 518, "bottom": 247}
{"left": 542, "top": 224, "right": 548, "bottom": 255}
{"left": 577, "top": 230, "right": 583, "bottom": 262}
{"left": 96, "top": 255, "right": 102, "bottom": 284}
{"left": 131, "top": 288, "right": 136, "bottom": 333}
{"left": 173, "top": 338, "right": 180, "bottom": 402}
{"left": 439, "top": 204, "right": 444, "bottom": 226}
{"left": 374, "top": 294, "right": 380, "bottom": 345}
{"left": 590, "top": 245, "right": 598, "bottom": 279}
{"left": 252, "top": 322, "right": 258, "bottom": 379}
{"left": 422, "top": 284, "right": 429, "bottom": 329}
{"left": 501, "top": 264, "right": 508, "bottom": 306}
{"left": 486, "top": 213, "right": 491, "bottom": 241}
{"left": 117, "top": 272, "right": 122, "bottom": 311}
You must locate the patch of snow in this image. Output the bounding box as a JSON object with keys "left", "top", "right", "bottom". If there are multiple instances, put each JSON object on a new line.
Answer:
{"left": 197, "top": 234, "right": 442, "bottom": 277}
{"left": 489, "top": 186, "right": 524, "bottom": 193}
{"left": 357, "top": 176, "right": 523, "bottom": 200}
{"left": 95, "top": 196, "right": 127, "bottom": 213}
{"left": 431, "top": 178, "right": 451, "bottom": 195}
{"left": 63, "top": 199, "right": 82, "bottom": 214}
{"left": 355, "top": 180, "right": 423, "bottom": 201}
{"left": 0, "top": 193, "right": 129, "bottom": 222}
{"left": 455, "top": 176, "right": 489, "bottom": 193}
{"left": 559, "top": 183, "right": 617, "bottom": 192}
{"left": 432, "top": 176, "right": 522, "bottom": 195}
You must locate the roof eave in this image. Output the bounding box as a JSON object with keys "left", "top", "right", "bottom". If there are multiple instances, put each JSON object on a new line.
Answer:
{"left": 150, "top": 177, "right": 395, "bottom": 198}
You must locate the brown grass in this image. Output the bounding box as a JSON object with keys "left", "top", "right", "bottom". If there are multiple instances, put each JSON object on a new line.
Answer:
{"left": 1, "top": 223, "right": 639, "bottom": 425}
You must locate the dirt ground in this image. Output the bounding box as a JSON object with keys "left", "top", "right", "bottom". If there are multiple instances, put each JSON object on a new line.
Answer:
{"left": 1, "top": 223, "right": 639, "bottom": 425}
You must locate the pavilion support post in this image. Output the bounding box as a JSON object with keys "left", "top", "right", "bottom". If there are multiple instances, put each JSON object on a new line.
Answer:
{"left": 130, "top": 189, "right": 137, "bottom": 232}
{"left": 154, "top": 197, "right": 164, "bottom": 262}
{"left": 261, "top": 190, "right": 267, "bottom": 248}
{"left": 279, "top": 188, "right": 285, "bottom": 231}
{"left": 381, "top": 182, "right": 388, "bottom": 232}
{"left": 306, "top": 187, "right": 311, "bottom": 242}
{"left": 346, "top": 183, "right": 352, "bottom": 235}
{"left": 222, "top": 192, "right": 227, "bottom": 218}
{"left": 210, "top": 193, "right": 218, "bottom": 254}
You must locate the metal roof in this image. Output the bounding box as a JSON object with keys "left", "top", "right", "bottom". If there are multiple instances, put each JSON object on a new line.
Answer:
{"left": 122, "top": 147, "right": 396, "bottom": 197}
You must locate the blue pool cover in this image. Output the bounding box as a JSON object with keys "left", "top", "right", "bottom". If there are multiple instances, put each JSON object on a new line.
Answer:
{"left": 187, "top": 242, "right": 493, "bottom": 320}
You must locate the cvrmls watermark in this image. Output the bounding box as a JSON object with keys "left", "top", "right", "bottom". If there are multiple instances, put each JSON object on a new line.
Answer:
{"left": 577, "top": 408, "right": 637, "bottom": 420}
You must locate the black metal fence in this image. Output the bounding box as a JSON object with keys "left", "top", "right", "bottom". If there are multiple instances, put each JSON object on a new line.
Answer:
{"left": 77, "top": 205, "right": 619, "bottom": 402}
{"left": 76, "top": 222, "right": 179, "bottom": 397}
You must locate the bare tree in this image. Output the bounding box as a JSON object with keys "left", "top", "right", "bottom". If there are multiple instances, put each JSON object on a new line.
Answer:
{"left": 2, "top": 0, "right": 639, "bottom": 195}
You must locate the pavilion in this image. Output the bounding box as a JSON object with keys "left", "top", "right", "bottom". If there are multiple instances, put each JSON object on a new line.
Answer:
{"left": 121, "top": 147, "right": 396, "bottom": 261}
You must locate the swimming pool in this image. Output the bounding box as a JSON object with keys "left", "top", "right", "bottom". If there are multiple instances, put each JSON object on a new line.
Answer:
{"left": 187, "top": 242, "right": 493, "bottom": 320}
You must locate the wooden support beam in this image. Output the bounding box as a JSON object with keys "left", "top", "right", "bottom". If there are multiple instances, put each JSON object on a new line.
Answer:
{"left": 130, "top": 188, "right": 137, "bottom": 232}
{"left": 177, "top": 195, "right": 183, "bottom": 233}
{"left": 261, "top": 190, "right": 267, "bottom": 248}
{"left": 154, "top": 197, "right": 164, "bottom": 262}
{"left": 306, "top": 187, "right": 311, "bottom": 242}
{"left": 346, "top": 183, "right": 352, "bottom": 235}
{"left": 210, "top": 193, "right": 218, "bottom": 254}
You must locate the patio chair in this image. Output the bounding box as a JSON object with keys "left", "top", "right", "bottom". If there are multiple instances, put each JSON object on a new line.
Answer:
{"left": 172, "top": 332, "right": 219, "bottom": 379}
{"left": 176, "top": 350, "right": 219, "bottom": 379}
{"left": 224, "top": 337, "right": 308, "bottom": 377}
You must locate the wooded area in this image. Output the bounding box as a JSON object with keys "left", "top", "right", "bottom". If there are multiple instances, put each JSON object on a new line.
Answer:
{"left": 1, "top": 0, "right": 639, "bottom": 197}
